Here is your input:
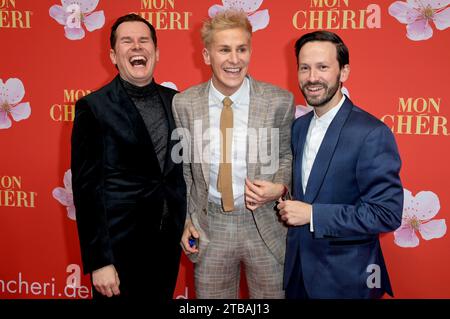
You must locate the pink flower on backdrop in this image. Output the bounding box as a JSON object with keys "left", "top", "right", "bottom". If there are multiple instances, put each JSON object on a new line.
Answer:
{"left": 53, "top": 169, "right": 76, "bottom": 221}
{"left": 208, "top": 0, "right": 270, "bottom": 32}
{"left": 0, "top": 78, "right": 31, "bottom": 129}
{"left": 49, "top": 0, "right": 105, "bottom": 40}
{"left": 161, "top": 82, "right": 178, "bottom": 91}
{"left": 388, "top": 0, "right": 450, "bottom": 41}
{"left": 394, "top": 189, "right": 447, "bottom": 248}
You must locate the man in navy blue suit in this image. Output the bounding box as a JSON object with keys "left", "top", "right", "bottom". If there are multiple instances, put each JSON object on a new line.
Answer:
{"left": 277, "top": 31, "right": 403, "bottom": 299}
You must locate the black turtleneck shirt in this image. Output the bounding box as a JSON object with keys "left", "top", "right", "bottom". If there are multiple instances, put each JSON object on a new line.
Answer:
{"left": 120, "top": 78, "right": 168, "bottom": 171}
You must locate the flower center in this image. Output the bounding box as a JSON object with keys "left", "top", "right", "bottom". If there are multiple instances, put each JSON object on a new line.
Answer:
{"left": 423, "top": 6, "right": 435, "bottom": 19}
{"left": 1, "top": 101, "right": 11, "bottom": 112}
{"left": 409, "top": 215, "right": 421, "bottom": 230}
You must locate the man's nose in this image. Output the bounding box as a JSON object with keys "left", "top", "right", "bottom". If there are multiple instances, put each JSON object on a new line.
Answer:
{"left": 229, "top": 51, "right": 239, "bottom": 63}
{"left": 308, "top": 69, "right": 319, "bottom": 82}
{"left": 133, "top": 41, "right": 141, "bottom": 49}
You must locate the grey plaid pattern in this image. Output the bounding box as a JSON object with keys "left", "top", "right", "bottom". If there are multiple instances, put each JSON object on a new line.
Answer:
{"left": 172, "top": 77, "right": 295, "bottom": 298}
{"left": 195, "top": 203, "right": 284, "bottom": 299}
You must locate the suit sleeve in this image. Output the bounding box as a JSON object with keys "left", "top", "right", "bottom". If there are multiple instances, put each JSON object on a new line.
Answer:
{"left": 71, "top": 99, "right": 114, "bottom": 274}
{"left": 312, "top": 125, "right": 404, "bottom": 238}
{"left": 272, "top": 93, "right": 295, "bottom": 189}
{"left": 172, "top": 94, "right": 192, "bottom": 224}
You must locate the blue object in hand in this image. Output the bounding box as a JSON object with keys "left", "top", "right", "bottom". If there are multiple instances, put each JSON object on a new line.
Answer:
{"left": 189, "top": 237, "right": 198, "bottom": 247}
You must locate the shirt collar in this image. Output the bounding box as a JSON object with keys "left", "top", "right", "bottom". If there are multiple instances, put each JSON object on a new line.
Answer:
{"left": 209, "top": 77, "right": 249, "bottom": 106}
{"left": 312, "top": 94, "right": 346, "bottom": 126}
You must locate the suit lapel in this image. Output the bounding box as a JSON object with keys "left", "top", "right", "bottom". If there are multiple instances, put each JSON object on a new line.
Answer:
{"left": 246, "top": 77, "right": 267, "bottom": 180}
{"left": 156, "top": 84, "right": 176, "bottom": 176}
{"left": 194, "top": 82, "right": 211, "bottom": 187}
{"left": 304, "top": 98, "right": 353, "bottom": 203}
{"left": 294, "top": 112, "right": 313, "bottom": 201}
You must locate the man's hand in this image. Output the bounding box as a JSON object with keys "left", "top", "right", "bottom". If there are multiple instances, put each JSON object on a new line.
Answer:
{"left": 92, "top": 264, "right": 120, "bottom": 297}
{"left": 277, "top": 199, "right": 312, "bottom": 226}
{"left": 180, "top": 219, "right": 200, "bottom": 255}
{"left": 245, "top": 179, "right": 285, "bottom": 211}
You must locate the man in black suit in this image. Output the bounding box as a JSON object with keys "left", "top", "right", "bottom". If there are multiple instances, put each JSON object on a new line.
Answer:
{"left": 71, "top": 13, "right": 186, "bottom": 302}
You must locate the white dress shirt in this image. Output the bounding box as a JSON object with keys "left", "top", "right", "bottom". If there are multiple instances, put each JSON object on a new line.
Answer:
{"left": 208, "top": 78, "right": 250, "bottom": 207}
{"left": 302, "top": 95, "right": 346, "bottom": 231}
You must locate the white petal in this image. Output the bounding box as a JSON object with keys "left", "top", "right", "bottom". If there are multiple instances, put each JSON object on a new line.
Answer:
{"left": 295, "top": 105, "right": 313, "bottom": 119}
{"left": 49, "top": 5, "right": 67, "bottom": 25}
{"left": 248, "top": 10, "right": 270, "bottom": 32}
{"left": 4, "top": 78, "right": 25, "bottom": 105}
{"left": 0, "top": 111, "right": 12, "bottom": 129}
{"left": 389, "top": 1, "right": 416, "bottom": 24}
{"left": 79, "top": 0, "right": 100, "bottom": 13}
{"left": 419, "top": 219, "right": 447, "bottom": 240}
{"left": 67, "top": 205, "right": 77, "bottom": 220}
{"left": 402, "top": 188, "right": 415, "bottom": 216}
{"left": 433, "top": 7, "right": 450, "bottom": 30}
{"left": 0, "top": 79, "right": 5, "bottom": 104}
{"left": 223, "top": 0, "right": 263, "bottom": 12}
{"left": 161, "top": 82, "right": 178, "bottom": 90}
{"left": 341, "top": 86, "right": 350, "bottom": 98}
{"left": 84, "top": 10, "right": 105, "bottom": 32}
{"left": 394, "top": 226, "right": 420, "bottom": 247}
{"left": 424, "top": 0, "right": 450, "bottom": 9}
{"left": 208, "top": 5, "right": 224, "bottom": 17}
{"left": 9, "top": 102, "right": 31, "bottom": 122}
{"left": 52, "top": 187, "right": 72, "bottom": 206}
{"left": 414, "top": 191, "right": 440, "bottom": 220}
{"left": 64, "top": 26, "right": 85, "bottom": 40}
{"left": 63, "top": 169, "right": 72, "bottom": 190}
{"left": 407, "top": 18, "right": 433, "bottom": 40}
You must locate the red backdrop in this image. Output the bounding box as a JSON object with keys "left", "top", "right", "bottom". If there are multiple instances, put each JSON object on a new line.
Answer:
{"left": 1, "top": 0, "right": 449, "bottom": 299}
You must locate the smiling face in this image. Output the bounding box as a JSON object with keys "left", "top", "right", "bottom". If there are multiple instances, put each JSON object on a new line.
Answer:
{"left": 298, "top": 41, "right": 349, "bottom": 116}
{"left": 203, "top": 27, "right": 251, "bottom": 96}
{"left": 110, "top": 21, "right": 159, "bottom": 87}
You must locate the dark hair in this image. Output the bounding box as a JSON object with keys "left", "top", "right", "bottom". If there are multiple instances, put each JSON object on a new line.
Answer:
{"left": 110, "top": 13, "right": 157, "bottom": 49}
{"left": 295, "top": 31, "right": 349, "bottom": 69}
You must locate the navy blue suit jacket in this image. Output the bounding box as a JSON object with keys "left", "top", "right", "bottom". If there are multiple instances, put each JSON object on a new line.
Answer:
{"left": 285, "top": 97, "right": 403, "bottom": 298}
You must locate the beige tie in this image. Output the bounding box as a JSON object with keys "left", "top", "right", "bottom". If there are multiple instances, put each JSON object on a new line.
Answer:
{"left": 217, "top": 96, "right": 234, "bottom": 212}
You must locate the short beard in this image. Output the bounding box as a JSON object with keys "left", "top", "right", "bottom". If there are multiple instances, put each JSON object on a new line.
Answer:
{"left": 300, "top": 74, "right": 341, "bottom": 107}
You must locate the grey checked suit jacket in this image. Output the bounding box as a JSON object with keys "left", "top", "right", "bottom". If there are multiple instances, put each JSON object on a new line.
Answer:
{"left": 172, "top": 76, "right": 295, "bottom": 264}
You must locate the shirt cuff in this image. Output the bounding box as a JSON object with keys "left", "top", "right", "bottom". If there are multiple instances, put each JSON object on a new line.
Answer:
{"left": 309, "top": 206, "right": 314, "bottom": 232}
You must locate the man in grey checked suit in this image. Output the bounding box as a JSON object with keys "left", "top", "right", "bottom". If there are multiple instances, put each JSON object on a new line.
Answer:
{"left": 172, "top": 10, "right": 294, "bottom": 298}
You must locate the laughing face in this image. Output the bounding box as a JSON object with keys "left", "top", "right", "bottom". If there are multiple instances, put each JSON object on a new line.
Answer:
{"left": 298, "top": 41, "right": 349, "bottom": 116}
{"left": 110, "top": 21, "right": 159, "bottom": 87}
{"left": 203, "top": 28, "right": 251, "bottom": 96}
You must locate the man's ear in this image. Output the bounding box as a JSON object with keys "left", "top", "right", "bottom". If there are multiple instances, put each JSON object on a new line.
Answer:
{"left": 340, "top": 64, "right": 350, "bottom": 83}
{"left": 110, "top": 48, "right": 117, "bottom": 65}
{"left": 202, "top": 48, "right": 211, "bottom": 65}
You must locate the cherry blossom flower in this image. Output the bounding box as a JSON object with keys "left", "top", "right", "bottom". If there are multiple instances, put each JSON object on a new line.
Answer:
{"left": 53, "top": 170, "right": 76, "bottom": 221}
{"left": 49, "top": 0, "right": 105, "bottom": 40}
{"left": 161, "top": 82, "right": 178, "bottom": 91}
{"left": 388, "top": 0, "right": 450, "bottom": 41}
{"left": 0, "top": 78, "right": 31, "bottom": 129}
{"left": 394, "top": 189, "right": 447, "bottom": 248}
{"left": 208, "top": 0, "right": 270, "bottom": 32}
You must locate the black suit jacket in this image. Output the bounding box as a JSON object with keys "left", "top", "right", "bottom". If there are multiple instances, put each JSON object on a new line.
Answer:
{"left": 71, "top": 76, "right": 186, "bottom": 289}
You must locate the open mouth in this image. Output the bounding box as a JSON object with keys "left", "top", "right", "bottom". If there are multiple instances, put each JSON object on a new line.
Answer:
{"left": 306, "top": 85, "right": 325, "bottom": 94}
{"left": 129, "top": 55, "right": 147, "bottom": 67}
{"left": 223, "top": 67, "right": 241, "bottom": 75}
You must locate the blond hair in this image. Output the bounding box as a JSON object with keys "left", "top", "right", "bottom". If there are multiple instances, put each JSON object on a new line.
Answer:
{"left": 201, "top": 10, "right": 252, "bottom": 47}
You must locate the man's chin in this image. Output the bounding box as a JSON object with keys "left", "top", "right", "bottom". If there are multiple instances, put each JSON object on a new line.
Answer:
{"left": 305, "top": 97, "right": 327, "bottom": 107}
